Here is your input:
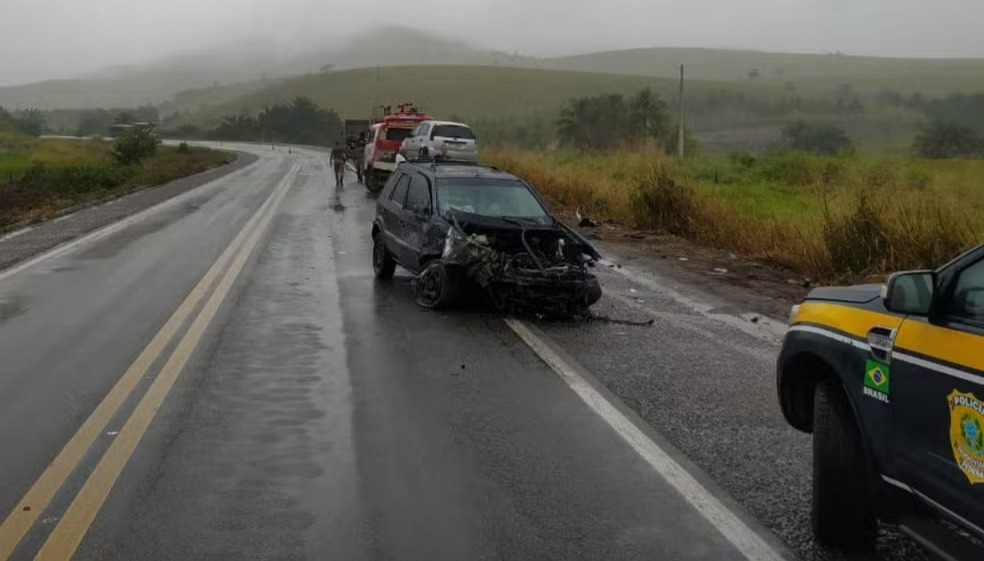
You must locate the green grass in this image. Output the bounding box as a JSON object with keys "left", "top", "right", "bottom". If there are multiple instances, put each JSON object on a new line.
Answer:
{"left": 0, "top": 134, "right": 233, "bottom": 228}
{"left": 485, "top": 147, "right": 984, "bottom": 279}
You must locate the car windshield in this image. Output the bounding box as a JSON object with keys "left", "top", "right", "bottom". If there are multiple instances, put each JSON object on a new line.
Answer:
{"left": 436, "top": 177, "right": 548, "bottom": 220}
{"left": 432, "top": 125, "right": 475, "bottom": 140}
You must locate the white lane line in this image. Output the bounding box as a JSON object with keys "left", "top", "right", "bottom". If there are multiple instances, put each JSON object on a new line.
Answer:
{"left": 504, "top": 318, "right": 789, "bottom": 561}
{"left": 605, "top": 262, "right": 788, "bottom": 341}
{"left": 0, "top": 227, "right": 33, "bottom": 242}
{"left": 0, "top": 156, "right": 263, "bottom": 283}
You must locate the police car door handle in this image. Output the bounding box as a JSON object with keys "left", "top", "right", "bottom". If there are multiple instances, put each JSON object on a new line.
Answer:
{"left": 867, "top": 327, "right": 896, "bottom": 361}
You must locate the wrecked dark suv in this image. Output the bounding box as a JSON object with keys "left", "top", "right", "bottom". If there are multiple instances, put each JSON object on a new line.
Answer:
{"left": 370, "top": 161, "right": 603, "bottom": 314}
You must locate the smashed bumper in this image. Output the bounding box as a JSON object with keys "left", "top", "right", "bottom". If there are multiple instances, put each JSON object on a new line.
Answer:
{"left": 441, "top": 224, "right": 602, "bottom": 315}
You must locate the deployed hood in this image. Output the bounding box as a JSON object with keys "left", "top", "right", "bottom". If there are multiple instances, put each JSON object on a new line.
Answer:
{"left": 806, "top": 284, "right": 882, "bottom": 304}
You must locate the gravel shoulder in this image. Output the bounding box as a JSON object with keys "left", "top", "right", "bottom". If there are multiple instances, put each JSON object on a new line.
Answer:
{"left": 0, "top": 151, "right": 257, "bottom": 272}
{"left": 533, "top": 238, "right": 931, "bottom": 561}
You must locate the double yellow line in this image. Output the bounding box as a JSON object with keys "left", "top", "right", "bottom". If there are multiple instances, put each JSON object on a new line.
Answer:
{"left": 0, "top": 163, "right": 299, "bottom": 561}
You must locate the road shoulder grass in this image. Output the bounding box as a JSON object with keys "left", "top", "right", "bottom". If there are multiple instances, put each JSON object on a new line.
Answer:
{"left": 0, "top": 135, "right": 235, "bottom": 231}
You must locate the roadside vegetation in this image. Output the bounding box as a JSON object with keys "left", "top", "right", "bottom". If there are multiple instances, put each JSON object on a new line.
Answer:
{"left": 477, "top": 85, "right": 984, "bottom": 280}
{"left": 487, "top": 147, "right": 983, "bottom": 280}
{"left": 0, "top": 126, "right": 233, "bottom": 229}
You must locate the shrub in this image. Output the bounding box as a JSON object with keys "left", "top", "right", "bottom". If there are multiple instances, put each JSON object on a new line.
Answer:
{"left": 631, "top": 165, "right": 700, "bottom": 237}
{"left": 113, "top": 127, "right": 161, "bottom": 166}
{"left": 823, "top": 193, "right": 891, "bottom": 275}
{"left": 177, "top": 142, "right": 190, "bottom": 153}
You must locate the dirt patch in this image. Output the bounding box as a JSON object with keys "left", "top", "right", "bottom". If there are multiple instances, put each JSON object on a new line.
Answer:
{"left": 569, "top": 213, "right": 813, "bottom": 320}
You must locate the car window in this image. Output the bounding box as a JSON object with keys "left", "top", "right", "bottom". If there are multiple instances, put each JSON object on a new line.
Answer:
{"left": 385, "top": 127, "right": 414, "bottom": 142}
{"left": 406, "top": 175, "right": 431, "bottom": 214}
{"left": 431, "top": 125, "right": 476, "bottom": 140}
{"left": 945, "top": 258, "right": 984, "bottom": 324}
{"left": 390, "top": 175, "right": 410, "bottom": 208}
{"left": 436, "top": 178, "right": 548, "bottom": 220}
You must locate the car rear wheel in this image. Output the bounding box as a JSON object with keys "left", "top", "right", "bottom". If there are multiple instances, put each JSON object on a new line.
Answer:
{"left": 813, "top": 379, "right": 877, "bottom": 552}
{"left": 416, "top": 261, "right": 459, "bottom": 310}
{"left": 365, "top": 170, "right": 385, "bottom": 194}
{"left": 372, "top": 235, "right": 396, "bottom": 280}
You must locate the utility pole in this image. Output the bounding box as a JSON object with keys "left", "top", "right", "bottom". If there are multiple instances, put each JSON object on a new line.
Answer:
{"left": 677, "top": 64, "right": 685, "bottom": 159}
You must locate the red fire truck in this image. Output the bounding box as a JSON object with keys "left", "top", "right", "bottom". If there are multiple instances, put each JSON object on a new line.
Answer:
{"left": 363, "top": 102, "right": 433, "bottom": 193}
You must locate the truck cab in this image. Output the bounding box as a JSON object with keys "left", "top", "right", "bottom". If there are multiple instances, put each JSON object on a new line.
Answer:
{"left": 363, "top": 103, "right": 433, "bottom": 193}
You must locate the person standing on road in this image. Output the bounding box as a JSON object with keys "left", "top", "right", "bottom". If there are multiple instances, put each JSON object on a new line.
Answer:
{"left": 330, "top": 141, "right": 348, "bottom": 187}
{"left": 349, "top": 132, "right": 367, "bottom": 184}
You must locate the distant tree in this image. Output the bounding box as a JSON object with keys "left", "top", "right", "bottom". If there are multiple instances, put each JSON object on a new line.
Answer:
{"left": 629, "top": 88, "right": 669, "bottom": 143}
{"left": 113, "top": 127, "right": 161, "bottom": 165}
{"left": 0, "top": 106, "right": 15, "bottom": 131}
{"left": 176, "top": 123, "right": 202, "bottom": 139}
{"left": 782, "top": 121, "right": 853, "bottom": 155}
{"left": 211, "top": 114, "right": 261, "bottom": 141}
{"left": 915, "top": 94, "right": 984, "bottom": 136}
{"left": 76, "top": 109, "right": 115, "bottom": 137}
{"left": 557, "top": 97, "right": 591, "bottom": 149}
{"left": 748, "top": 68, "right": 761, "bottom": 80}
{"left": 913, "top": 122, "right": 982, "bottom": 159}
{"left": 208, "top": 97, "right": 342, "bottom": 145}
{"left": 876, "top": 90, "right": 904, "bottom": 108}
{"left": 132, "top": 105, "right": 159, "bottom": 124}
{"left": 557, "top": 90, "right": 668, "bottom": 150}
{"left": 114, "top": 112, "right": 135, "bottom": 125}
{"left": 14, "top": 109, "right": 45, "bottom": 136}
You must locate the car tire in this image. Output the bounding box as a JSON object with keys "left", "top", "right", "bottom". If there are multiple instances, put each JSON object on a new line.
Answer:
{"left": 416, "top": 261, "right": 459, "bottom": 310}
{"left": 419, "top": 147, "right": 430, "bottom": 159}
{"left": 812, "top": 379, "right": 877, "bottom": 552}
{"left": 372, "top": 235, "right": 396, "bottom": 280}
{"left": 365, "top": 170, "right": 385, "bottom": 194}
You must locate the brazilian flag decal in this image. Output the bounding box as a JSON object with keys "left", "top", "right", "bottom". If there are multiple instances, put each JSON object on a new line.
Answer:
{"left": 865, "top": 359, "right": 890, "bottom": 394}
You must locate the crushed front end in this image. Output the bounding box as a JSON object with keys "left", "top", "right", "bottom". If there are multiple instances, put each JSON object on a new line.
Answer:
{"left": 441, "top": 220, "right": 602, "bottom": 316}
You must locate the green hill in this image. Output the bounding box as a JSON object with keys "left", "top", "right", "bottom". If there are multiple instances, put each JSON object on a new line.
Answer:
{"left": 0, "top": 27, "right": 526, "bottom": 111}
{"left": 536, "top": 48, "right": 984, "bottom": 95}
{"left": 176, "top": 65, "right": 765, "bottom": 126}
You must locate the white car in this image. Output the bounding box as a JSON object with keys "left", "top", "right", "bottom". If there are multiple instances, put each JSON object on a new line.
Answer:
{"left": 400, "top": 120, "right": 479, "bottom": 162}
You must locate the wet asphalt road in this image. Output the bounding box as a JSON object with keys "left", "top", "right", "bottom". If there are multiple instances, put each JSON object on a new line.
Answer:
{"left": 0, "top": 144, "right": 930, "bottom": 560}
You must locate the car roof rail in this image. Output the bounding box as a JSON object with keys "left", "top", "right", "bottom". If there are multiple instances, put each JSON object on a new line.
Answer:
{"left": 404, "top": 157, "right": 498, "bottom": 171}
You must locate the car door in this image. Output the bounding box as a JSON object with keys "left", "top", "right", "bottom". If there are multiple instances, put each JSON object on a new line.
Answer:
{"left": 402, "top": 172, "right": 434, "bottom": 271}
{"left": 382, "top": 173, "right": 412, "bottom": 265}
{"left": 891, "top": 248, "right": 984, "bottom": 529}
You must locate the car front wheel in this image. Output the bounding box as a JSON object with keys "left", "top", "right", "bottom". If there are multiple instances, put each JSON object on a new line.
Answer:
{"left": 812, "top": 379, "right": 876, "bottom": 552}
{"left": 372, "top": 235, "right": 396, "bottom": 280}
{"left": 416, "top": 261, "right": 459, "bottom": 309}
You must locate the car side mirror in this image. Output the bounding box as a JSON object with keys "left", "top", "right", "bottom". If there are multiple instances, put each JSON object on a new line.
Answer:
{"left": 882, "top": 270, "right": 936, "bottom": 315}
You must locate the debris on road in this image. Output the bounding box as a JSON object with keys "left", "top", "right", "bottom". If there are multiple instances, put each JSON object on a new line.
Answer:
{"left": 576, "top": 208, "right": 600, "bottom": 228}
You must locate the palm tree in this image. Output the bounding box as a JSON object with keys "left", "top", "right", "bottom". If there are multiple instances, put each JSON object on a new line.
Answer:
{"left": 630, "top": 88, "right": 669, "bottom": 143}
{"left": 557, "top": 98, "right": 589, "bottom": 148}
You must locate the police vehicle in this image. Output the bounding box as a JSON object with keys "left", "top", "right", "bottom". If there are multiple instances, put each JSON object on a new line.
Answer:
{"left": 778, "top": 243, "right": 984, "bottom": 559}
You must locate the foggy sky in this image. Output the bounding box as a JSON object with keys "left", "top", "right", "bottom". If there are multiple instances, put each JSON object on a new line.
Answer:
{"left": 3, "top": 0, "right": 983, "bottom": 86}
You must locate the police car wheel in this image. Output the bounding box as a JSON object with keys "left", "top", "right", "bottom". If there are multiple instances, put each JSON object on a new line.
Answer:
{"left": 812, "top": 379, "right": 876, "bottom": 552}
